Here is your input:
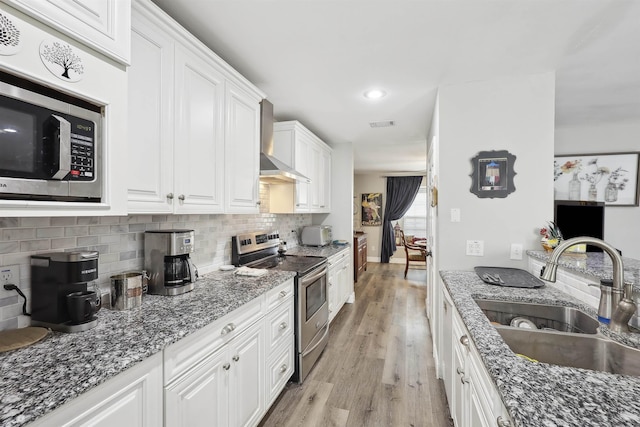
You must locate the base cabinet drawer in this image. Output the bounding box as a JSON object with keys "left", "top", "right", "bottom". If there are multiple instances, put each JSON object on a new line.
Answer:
{"left": 266, "top": 296, "right": 294, "bottom": 354}
{"left": 265, "top": 337, "right": 295, "bottom": 408}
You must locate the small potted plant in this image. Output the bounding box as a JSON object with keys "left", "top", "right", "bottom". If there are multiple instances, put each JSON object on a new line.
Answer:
{"left": 539, "top": 221, "right": 563, "bottom": 252}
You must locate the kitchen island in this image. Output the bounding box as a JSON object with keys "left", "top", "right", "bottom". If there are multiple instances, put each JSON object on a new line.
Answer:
{"left": 0, "top": 269, "right": 296, "bottom": 427}
{"left": 440, "top": 269, "right": 640, "bottom": 427}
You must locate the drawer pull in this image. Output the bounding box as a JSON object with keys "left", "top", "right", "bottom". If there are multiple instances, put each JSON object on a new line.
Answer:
{"left": 279, "top": 322, "right": 288, "bottom": 330}
{"left": 280, "top": 364, "right": 288, "bottom": 373}
{"left": 279, "top": 290, "right": 287, "bottom": 297}
{"left": 232, "top": 355, "right": 240, "bottom": 362}
{"left": 221, "top": 323, "right": 236, "bottom": 335}
{"left": 459, "top": 335, "right": 469, "bottom": 347}
{"left": 497, "top": 416, "right": 512, "bottom": 427}
{"left": 223, "top": 363, "right": 230, "bottom": 371}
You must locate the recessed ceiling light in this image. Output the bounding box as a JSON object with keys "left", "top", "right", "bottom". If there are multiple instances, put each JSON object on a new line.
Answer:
{"left": 364, "top": 89, "right": 386, "bottom": 100}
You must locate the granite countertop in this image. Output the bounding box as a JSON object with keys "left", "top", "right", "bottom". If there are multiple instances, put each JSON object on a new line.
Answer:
{"left": 527, "top": 250, "right": 640, "bottom": 288}
{"left": 286, "top": 244, "right": 350, "bottom": 258}
{"left": 440, "top": 270, "right": 640, "bottom": 427}
{"left": 0, "top": 269, "right": 296, "bottom": 427}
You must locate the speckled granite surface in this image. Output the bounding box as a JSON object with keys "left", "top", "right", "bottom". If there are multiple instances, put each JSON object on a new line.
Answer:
{"left": 286, "top": 244, "right": 350, "bottom": 258}
{"left": 0, "top": 269, "right": 295, "bottom": 427}
{"left": 441, "top": 270, "right": 640, "bottom": 427}
{"left": 527, "top": 250, "right": 640, "bottom": 287}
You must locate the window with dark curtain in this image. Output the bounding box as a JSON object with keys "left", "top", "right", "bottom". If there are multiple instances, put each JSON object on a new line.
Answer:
{"left": 381, "top": 176, "right": 423, "bottom": 263}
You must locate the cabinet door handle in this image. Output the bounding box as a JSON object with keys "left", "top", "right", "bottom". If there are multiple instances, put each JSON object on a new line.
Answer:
{"left": 232, "top": 355, "right": 240, "bottom": 362}
{"left": 279, "top": 290, "right": 288, "bottom": 298}
{"left": 223, "top": 363, "right": 231, "bottom": 371}
{"left": 456, "top": 367, "right": 464, "bottom": 376}
{"left": 459, "top": 335, "right": 469, "bottom": 347}
{"left": 460, "top": 376, "right": 470, "bottom": 385}
{"left": 279, "top": 322, "right": 287, "bottom": 330}
{"left": 256, "top": 201, "right": 261, "bottom": 206}
{"left": 497, "top": 416, "right": 512, "bottom": 427}
{"left": 280, "top": 364, "right": 288, "bottom": 373}
{"left": 221, "top": 323, "right": 236, "bottom": 335}
{"left": 166, "top": 193, "right": 174, "bottom": 200}
{"left": 178, "top": 194, "right": 185, "bottom": 201}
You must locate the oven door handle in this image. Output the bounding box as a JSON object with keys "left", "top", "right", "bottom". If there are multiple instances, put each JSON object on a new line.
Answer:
{"left": 300, "top": 265, "right": 328, "bottom": 286}
{"left": 301, "top": 323, "right": 329, "bottom": 357}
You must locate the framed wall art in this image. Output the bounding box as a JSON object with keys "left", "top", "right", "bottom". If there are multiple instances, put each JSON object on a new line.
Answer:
{"left": 469, "top": 150, "right": 517, "bottom": 199}
{"left": 361, "top": 193, "right": 382, "bottom": 226}
{"left": 554, "top": 152, "right": 640, "bottom": 206}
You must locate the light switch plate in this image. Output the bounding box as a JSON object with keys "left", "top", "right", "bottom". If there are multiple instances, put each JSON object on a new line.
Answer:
{"left": 466, "top": 240, "right": 484, "bottom": 256}
{"left": 451, "top": 208, "right": 461, "bottom": 222}
{"left": 510, "top": 243, "right": 523, "bottom": 260}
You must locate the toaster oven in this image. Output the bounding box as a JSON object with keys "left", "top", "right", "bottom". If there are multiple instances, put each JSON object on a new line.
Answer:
{"left": 301, "top": 226, "right": 332, "bottom": 246}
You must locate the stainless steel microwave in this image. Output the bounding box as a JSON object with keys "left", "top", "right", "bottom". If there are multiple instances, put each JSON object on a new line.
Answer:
{"left": 0, "top": 73, "right": 102, "bottom": 202}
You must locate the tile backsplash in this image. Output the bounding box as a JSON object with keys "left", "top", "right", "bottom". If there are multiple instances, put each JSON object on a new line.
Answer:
{"left": 0, "top": 211, "right": 311, "bottom": 330}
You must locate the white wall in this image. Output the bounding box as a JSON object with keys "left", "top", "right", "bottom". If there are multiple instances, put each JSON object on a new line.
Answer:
{"left": 555, "top": 122, "right": 640, "bottom": 259}
{"left": 353, "top": 174, "right": 385, "bottom": 261}
{"left": 437, "top": 72, "right": 556, "bottom": 270}
{"left": 313, "top": 143, "right": 354, "bottom": 242}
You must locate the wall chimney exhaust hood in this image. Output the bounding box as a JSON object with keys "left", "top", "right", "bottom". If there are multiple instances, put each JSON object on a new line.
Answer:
{"left": 260, "top": 99, "right": 310, "bottom": 184}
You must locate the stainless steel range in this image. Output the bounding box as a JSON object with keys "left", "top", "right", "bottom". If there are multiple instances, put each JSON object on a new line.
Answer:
{"left": 232, "top": 231, "right": 329, "bottom": 383}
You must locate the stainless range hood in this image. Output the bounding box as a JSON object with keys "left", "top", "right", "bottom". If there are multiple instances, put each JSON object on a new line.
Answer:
{"left": 260, "top": 99, "right": 310, "bottom": 184}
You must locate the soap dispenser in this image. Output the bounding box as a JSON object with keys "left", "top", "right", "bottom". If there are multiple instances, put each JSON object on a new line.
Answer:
{"left": 589, "top": 279, "right": 614, "bottom": 324}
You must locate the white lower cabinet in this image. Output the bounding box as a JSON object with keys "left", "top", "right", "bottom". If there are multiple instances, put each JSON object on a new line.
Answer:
{"left": 442, "top": 284, "right": 512, "bottom": 427}
{"left": 328, "top": 249, "right": 353, "bottom": 323}
{"left": 164, "top": 279, "right": 294, "bottom": 427}
{"left": 29, "top": 353, "right": 163, "bottom": 427}
{"left": 165, "top": 320, "right": 264, "bottom": 427}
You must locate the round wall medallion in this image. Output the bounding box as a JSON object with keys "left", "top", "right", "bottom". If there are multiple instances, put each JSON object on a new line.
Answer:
{"left": 0, "top": 12, "right": 21, "bottom": 56}
{"left": 39, "top": 39, "right": 85, "bottom": 82}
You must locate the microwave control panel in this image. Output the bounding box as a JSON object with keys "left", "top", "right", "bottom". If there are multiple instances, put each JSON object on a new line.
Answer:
{"left": 68, "top": 117, "right": 96, "bottom": 181}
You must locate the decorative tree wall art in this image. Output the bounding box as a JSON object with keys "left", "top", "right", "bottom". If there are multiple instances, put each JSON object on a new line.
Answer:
{"left": 0, "top": 12, "right": 21, "bottom": 56}
{"left": 39, "top": 39, "right": 85, "bottom": 82}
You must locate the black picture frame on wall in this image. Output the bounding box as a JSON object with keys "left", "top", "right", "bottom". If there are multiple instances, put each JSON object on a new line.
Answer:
{"left": 469, "top": 150, "right": 517, "bottom": 199}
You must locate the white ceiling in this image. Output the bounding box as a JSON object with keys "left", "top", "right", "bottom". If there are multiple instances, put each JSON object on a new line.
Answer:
{"left": 150, "top": 0, "right": 640, "bottom": 173}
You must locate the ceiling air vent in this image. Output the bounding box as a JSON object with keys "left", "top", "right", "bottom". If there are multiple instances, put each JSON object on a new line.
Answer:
{"left": 369, "top": 120, "right": 395, "bottom": 128}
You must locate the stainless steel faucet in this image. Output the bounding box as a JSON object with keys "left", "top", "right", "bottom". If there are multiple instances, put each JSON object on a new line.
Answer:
{"left": 540, "top": 236, "right": 636, "bottom": 333}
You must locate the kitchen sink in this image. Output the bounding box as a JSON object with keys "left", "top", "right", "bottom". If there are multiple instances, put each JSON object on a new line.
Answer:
{"left": 474, "top": 299, "right": 600, "bottom": 334}
{"left": 496, "top": 327, "right": 640, "bottom": 376}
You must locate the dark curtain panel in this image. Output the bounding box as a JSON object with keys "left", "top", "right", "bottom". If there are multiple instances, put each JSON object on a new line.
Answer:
{"left": 381, "top": 176, "right": 423, "bottom": 263}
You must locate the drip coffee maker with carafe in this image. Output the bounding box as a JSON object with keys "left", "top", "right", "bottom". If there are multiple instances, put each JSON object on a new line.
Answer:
{"left": 30, "top": 251, "right": 101, "bottom": 332}
{"left": 144, "top": 230, "right": 198, "bottom": 296}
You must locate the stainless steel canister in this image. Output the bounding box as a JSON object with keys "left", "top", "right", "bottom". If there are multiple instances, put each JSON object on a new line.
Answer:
{"left": 110, "top": 271, "right": 145, "bottom": 310}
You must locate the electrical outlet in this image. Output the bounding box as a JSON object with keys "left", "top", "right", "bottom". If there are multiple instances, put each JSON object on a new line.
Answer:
{"left": 510, "top": 243, "right": 523, "bottom": 260}
{"left": 466, "top": 240, "right": 484, "bottom": 256}
{"left": 0, "top": 264, "right": 20, "bottom": 287}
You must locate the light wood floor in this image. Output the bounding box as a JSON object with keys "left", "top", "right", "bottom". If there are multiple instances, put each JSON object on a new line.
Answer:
{"left": 259, "top": 262, "right": 452, "bottom": 427}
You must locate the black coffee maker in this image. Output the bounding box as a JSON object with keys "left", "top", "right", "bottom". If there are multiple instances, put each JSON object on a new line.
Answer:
{"left": 31, "top": 251, "right": 101, "bottom": 333}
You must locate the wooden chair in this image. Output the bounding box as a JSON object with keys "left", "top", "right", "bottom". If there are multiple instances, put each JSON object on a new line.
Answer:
{"left": 399, "top": 230, "right": 427, "bottom": 278}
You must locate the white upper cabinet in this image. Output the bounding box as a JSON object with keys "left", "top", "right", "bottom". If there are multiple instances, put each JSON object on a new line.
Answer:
{"left": 127, "top": 0, "right": 264, "bottom": 215}
{"left": 5, "top": 0, "right": 131, "bottom": 64}
{"left": 270, "top": 121, "right": 332, "bottom": 214}
{"left": 225, "top": 81, "right": 261, "bottom": 214}
{"left": 127, "top": 9, "right": 174, "bottom": 213}
{"left": 173, "top": 44, "right": 225, "bottom": 214}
